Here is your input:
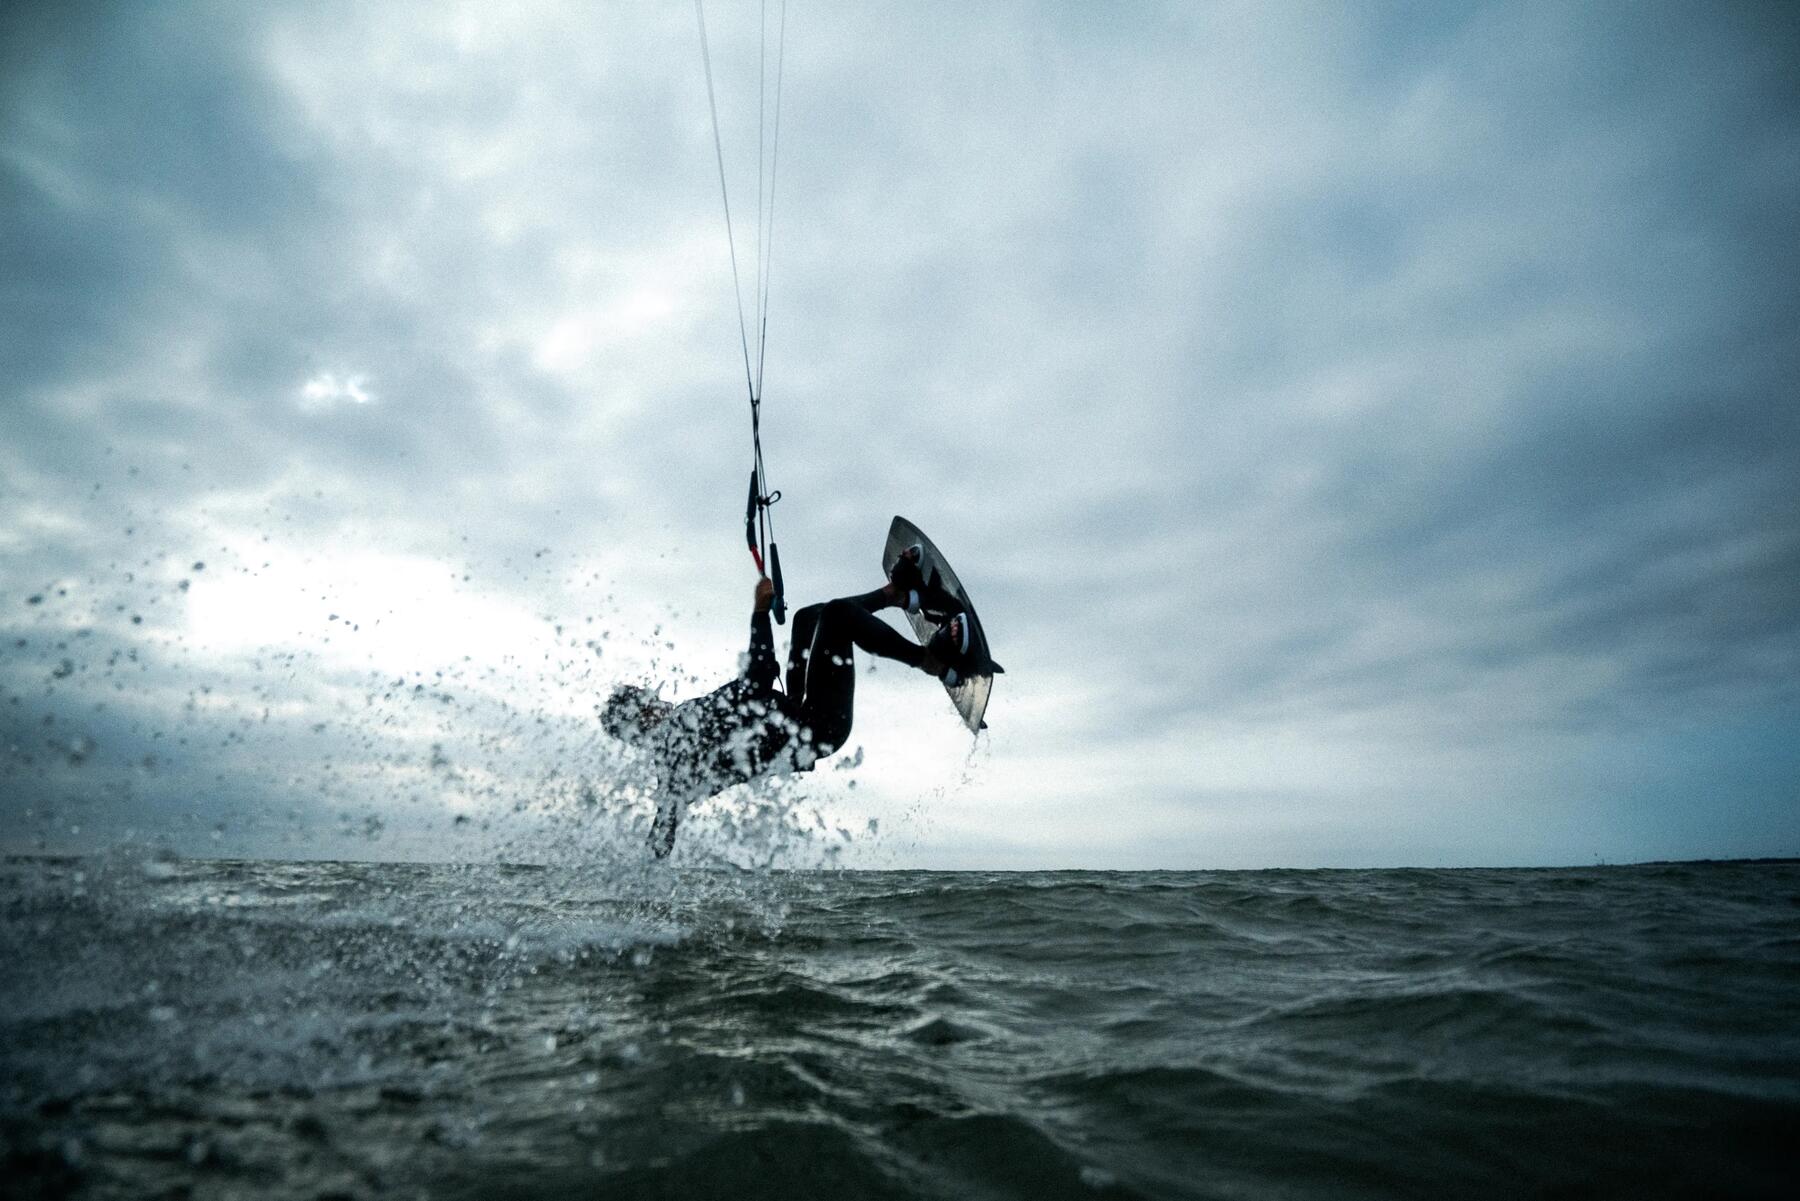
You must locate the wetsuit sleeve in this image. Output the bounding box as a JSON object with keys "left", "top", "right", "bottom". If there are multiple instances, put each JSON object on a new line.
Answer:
{"left": 745, "top": 609, "right": 780, "bottom": 691}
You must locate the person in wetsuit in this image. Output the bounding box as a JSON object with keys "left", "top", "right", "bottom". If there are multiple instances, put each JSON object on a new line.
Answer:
{"left": 602, "top": 552, "right": 971, "bottom": 857}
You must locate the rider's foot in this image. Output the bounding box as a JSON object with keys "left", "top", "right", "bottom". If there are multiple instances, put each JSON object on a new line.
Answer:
{"left": 921, "top": 613, "right": 973, "bottom": 687}
{"left": 887, "top": 544, "right": 925, "bottom": 611}
{"left": 920, "top": 646, "right": 960, "bottom": 688}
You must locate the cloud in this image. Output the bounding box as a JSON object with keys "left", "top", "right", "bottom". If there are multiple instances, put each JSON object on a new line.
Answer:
{"left": 3, "top": 1, "right": 1798, "bottom": 866}
{"left": 296, "top": 372, "right": 375, "bottom": 411}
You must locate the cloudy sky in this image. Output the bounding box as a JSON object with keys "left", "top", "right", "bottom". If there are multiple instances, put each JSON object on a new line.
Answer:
{"left": 3, "top": 1, "right": 1797, "bottom": 869}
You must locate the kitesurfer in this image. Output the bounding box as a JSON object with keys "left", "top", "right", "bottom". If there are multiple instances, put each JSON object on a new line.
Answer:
{"left": 602, "top": 548, "right": 971, "bottom": 857}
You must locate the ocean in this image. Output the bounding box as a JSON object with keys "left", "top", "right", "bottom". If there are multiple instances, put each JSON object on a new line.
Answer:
{"left": 2, "top": 855, "right": 1796, "bottom": 1199}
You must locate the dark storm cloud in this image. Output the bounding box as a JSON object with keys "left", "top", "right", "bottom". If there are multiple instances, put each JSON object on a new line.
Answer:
{"left": 957, "top": 1, "right": 1800, "bottom": 749}
{"left": 1, "top": 2, "right": 684, "bottom": 545}
{"left": 2, "top": 4, "right": 311, "bottom": 387}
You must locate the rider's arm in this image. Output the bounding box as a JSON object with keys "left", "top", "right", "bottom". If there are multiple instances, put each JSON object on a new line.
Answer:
{"left": 744, "top": 577, "right": 779, "bottom": 690}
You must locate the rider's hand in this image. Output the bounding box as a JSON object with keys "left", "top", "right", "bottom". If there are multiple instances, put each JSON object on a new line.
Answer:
{"left": 754, "top": 576, "right": 775, "bottom": 612}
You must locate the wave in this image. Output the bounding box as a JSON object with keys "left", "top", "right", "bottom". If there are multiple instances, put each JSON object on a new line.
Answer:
{"left": 4, "top": 857, "right": 1798, "bottom": 1199}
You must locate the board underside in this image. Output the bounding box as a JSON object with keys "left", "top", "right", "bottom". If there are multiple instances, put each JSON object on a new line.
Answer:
{"left": 882, "top": 515, "right": 993, "bottom": 733}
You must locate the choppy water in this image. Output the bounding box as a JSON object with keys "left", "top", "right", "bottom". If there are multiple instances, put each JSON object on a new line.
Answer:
{"left": 2, "top": 856, "right": 1796, "bottom": 1200}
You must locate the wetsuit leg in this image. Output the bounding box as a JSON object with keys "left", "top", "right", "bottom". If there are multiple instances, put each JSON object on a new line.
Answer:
{"left": 785, "top": 590, "right": 924, "bottom": 755}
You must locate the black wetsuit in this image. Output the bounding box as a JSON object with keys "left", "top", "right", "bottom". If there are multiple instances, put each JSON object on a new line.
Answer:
{"left": 781, "top": 588, "right": 926, "bottom": 756}
{"left": 647, "top": 589, "right": 924, "bottom": 854}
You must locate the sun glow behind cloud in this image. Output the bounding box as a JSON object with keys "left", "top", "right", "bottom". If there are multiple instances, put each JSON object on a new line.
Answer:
{"left": 534, "top": 290, "right": 677, "bottom": 374}
{"left": 296, "top": 372, "right": 375, "bottom": 411}
{"left": 185, "top": 545, "right": 541, "bottom": 671}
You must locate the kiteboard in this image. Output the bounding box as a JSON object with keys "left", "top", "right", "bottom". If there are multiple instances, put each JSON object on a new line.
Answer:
{"left": 882, "top": 516, "right": 1000, "bottom": 733}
